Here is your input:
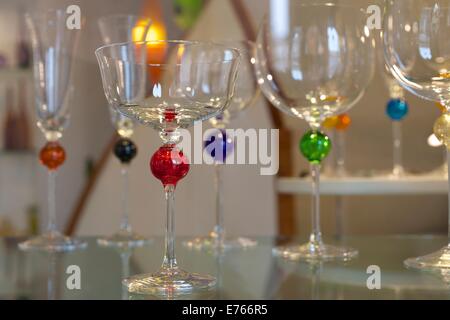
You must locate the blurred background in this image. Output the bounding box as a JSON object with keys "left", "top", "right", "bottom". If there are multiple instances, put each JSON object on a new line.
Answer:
{"left": 0, "top": 0, "right": 446, "bottom": 241}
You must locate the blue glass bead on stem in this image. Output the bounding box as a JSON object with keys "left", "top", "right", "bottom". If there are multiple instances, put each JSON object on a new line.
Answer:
{"left": 183, "top": 40, "right": 259, "bottom": 252}
{"left": 205, "top": 129, "right": 234, "bottom": 249}
{"left": 386, "top": 97, "right": 409, "bottom": 178}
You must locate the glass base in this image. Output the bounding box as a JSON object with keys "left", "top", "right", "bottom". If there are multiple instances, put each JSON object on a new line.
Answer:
{"left": 97, "top": 230, "right": 151, "bottom": 248}
{"left": 19, "top": 231, "right": 87, "bottom": 252}
{"left": 404, "top": 245, "right": 450, "bottom": 271}
{"left": 389, "top": 168, "right": 406, "bottom": 179}
{"left": 123, "top": 267, "right": 216, "bottom": 295}
{"left": 273, "top": 241, "right": 358, "bottom": 262}
{"left": 183, "top": 233, "right": 257, "bottom": 251}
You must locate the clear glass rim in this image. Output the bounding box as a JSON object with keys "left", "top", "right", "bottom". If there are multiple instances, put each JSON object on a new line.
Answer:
{"left": 25, "top": 8, "right": 66, "bottom": 20}
{"left": 25, "top": 8, "right": 86, "bottom": 26}
{"left": 289, "top": 2, "right": 367, "bottom": 14}
{"left": 95, "top": 40, "right": 241, "bottom": 67}
{"left": 386, "top": 0, "right": 450, "bottom": 10}
{"left": 214, "top": 39, "right": 255, "bottom": 55}
{"left": 98, "top": 14, "right": 152, "bottom": 25}
{"left": 260, "top": 3, "right": 369, "bottom": 29}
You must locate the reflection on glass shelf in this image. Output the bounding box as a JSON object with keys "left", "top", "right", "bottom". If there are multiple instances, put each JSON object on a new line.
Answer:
{"left": 0, "top": 149, "right": 37, "bottom": 237}
{"left": 1, "top": 236, "right": 449, "bottom": 300}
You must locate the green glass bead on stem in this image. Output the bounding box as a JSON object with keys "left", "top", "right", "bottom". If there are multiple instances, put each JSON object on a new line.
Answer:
{"left": 300, "top": 130, "right": 332, "bottom": 164}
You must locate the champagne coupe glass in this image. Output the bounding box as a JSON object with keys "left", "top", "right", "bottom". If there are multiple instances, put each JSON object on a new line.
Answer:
{"left": 96, "top": 40, "right": 240, "bottom": 294}
{"left": 184, "top": 40, "right": 259, "bottom": 251}
{"left": 255, "top": 3, "right": 374, "bottom": 261}
{"left": 384, "top": 0, "right": 450, "bottom": 270}
{"left": 97, "top": 15, "right": 152, "bottom": 248}
{"left": 19, "top": 10, "right": 86, "bottom": 252}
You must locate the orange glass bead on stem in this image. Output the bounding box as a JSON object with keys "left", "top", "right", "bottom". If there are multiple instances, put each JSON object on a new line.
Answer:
{"left": 323, "top": 114, "right": 351, "bottom": 177}
{"left": 40, "top": 142, "right": 66, "bottom": 170}
{"left": 335, "top": 114, "right": 351, "bottom": 177}
{"left": 20, "top": 140, "right": 87, "bottom": 252}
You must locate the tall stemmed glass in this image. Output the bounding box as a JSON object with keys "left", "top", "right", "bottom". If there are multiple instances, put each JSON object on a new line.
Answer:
{"left": 384, "top": 0, "right": 450, "bottom": 270}
{"left": 96, "top": 40, "right": 240, "bottom": 294}
{"left": 184, "top": 40, "right": 259, "bottom": 250}
{"left": 381, "top": 60, "right": 410, "bottom": 178}
{"left": 97, "top": 15, "right": 152, "bottom": 248}
{"left": 255, "top": 3, "right": 374, "bottom": 261}
{"left": 19, "top": 10, "right": 86, "bottom": 252}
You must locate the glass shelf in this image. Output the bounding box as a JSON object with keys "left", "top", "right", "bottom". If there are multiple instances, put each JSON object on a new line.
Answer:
{"left": 278, "top": 174, "right": 448, "bottom": 195}
{"left": 1, "top": 235, "right": 449, "bottom": 300}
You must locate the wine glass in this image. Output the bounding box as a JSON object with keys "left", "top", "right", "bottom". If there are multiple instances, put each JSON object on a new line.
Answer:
{"left": 96, "top": 40, "right": 240, "bottom": 294}
{"left": 384, "top": 0, "right": 450, "bottom": 270}
{"left": 96, "top": 15, "right": 152, "bottom": 248}
{"left": 255, "top": 3, "right": 374, "bottom": 261}
{"left": 19, "top": 9, "right": 86, "bottom": 252}
{"left": 183, "top": 40, "right": 259, "bottom": 251}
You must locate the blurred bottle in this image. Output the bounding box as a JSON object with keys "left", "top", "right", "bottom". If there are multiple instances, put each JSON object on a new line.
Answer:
{"left": 16, "top": 13, "right": 31, "bottom": 69}
{"left": 15, "top": 79, "right": 31, "bottom": 150}
{"left": 3, "top": 86, "right": 19, "bottom": 150}
{"left": 27, "top": 204, "right": 39, "bottom": 236}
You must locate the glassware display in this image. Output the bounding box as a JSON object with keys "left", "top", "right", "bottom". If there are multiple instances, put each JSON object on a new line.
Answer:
{"left": 255, "top": 3, "right": 374, "bottom": 261}
{"left": 96, "top": 40, "right": 240, "bottom": 294}
{"left": 184, "top": 40, "right": 259, "bottom": 251}
{"left": 384, "top": 0, "right": 450, "bottom": 270}
{"left": 96, "top": 15, "right": 152, "bottom": 248}
{"left": 19, "top": 9, "right": 86, "bottom": 252}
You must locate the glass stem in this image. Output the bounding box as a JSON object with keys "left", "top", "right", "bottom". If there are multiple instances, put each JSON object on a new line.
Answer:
{"left": 162, "top": 185, "right": 177, "bottom": 270}
{"left": 47, "top": 170, "right": 57, "bottom": 234}
{"left": 47, "top": 253, "right": 57, "bottom": 300}
{"left": 309, "top": 163, "right": 323, "bottom": 246}
{"left": 447, "top": 149, "right": 450, "bottom": 244}
{"left": 213, "top": 163, "right": 225, "bottom": 246}
{"left": 119, "top": 164, "right": 131, "bottom": 232}
{"left": 336, "top": 131, "right": 346, "bottom": 177}
{"left": 392, "top": 121, "right": 403, "bottom": 176}
{"left": 121, "top": 251, "right": 131, "bottom": 300}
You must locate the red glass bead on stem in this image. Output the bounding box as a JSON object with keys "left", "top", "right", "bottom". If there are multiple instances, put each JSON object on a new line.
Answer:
{"left": 150, "top": 144, "right": 189, "bottom": 187}
{"left": 39, "top": 141, "right": 66, "bottom": 170}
